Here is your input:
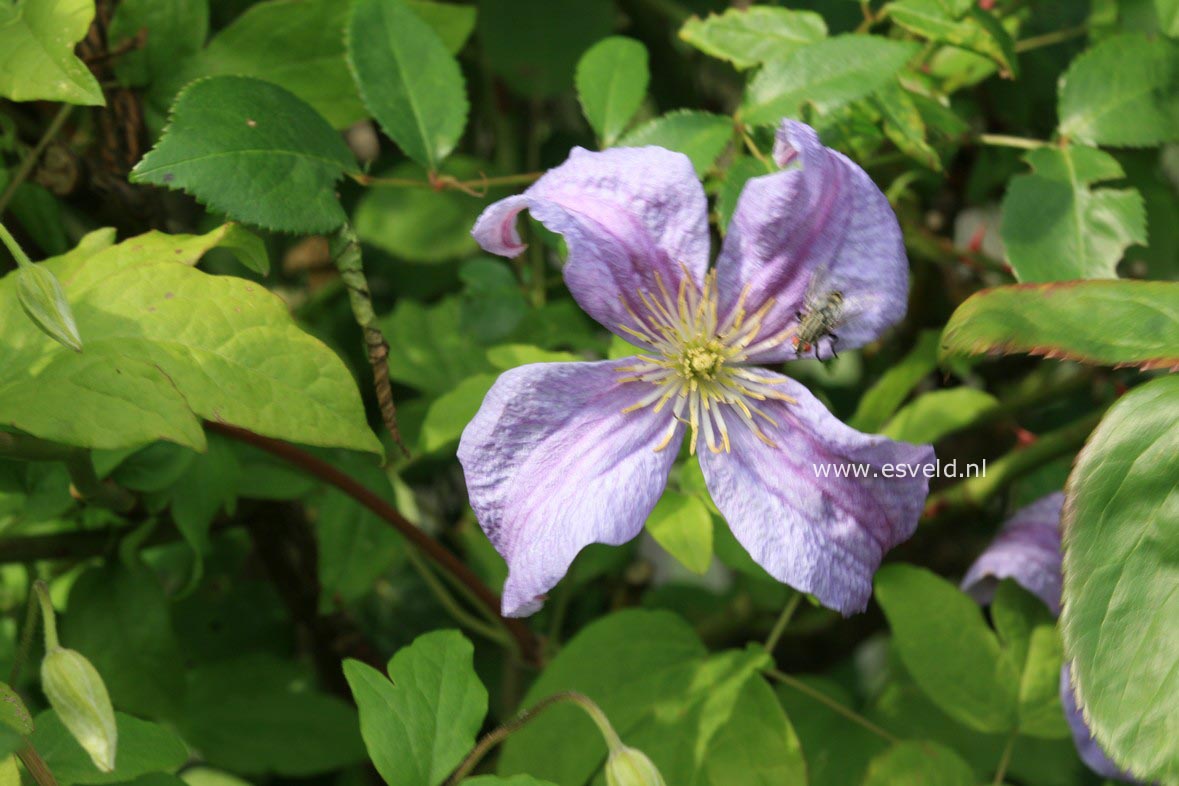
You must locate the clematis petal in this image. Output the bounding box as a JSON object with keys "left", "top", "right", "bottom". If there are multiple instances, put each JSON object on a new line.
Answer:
{"left": 457, "top": 360, "right": 683, "bottom": 617}
{"left": 471, "top": 147, "right": 710, "bottom": 347}
{"left": 1061, "top": 664, "right": 1140, "bottom": 783}
{"left": 698, "top": 374, "right": 934, "bottom": 615}
{"left": 960, "top": 492, "right": 1064, "bottom": 614}
{"left": 716, "top": 120, "right": 908, "bottom": 361}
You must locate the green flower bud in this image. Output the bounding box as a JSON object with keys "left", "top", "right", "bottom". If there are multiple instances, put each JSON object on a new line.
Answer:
{"left": 0, "top": 681, "right": 33, "bottom": 735}
{"left": 40, "top": 648, "right": 117, "bottom": 772}
{"left": 605, "top": 746, "right": 666, "bottom": 786}
{"left": 16, "top": 263, "right": 82, "bottom": 352}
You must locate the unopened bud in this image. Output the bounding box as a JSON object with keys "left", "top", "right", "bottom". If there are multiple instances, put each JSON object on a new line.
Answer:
{"left": 41, "top": 648, "right": 117, "bottom": 772}
{"left": 16, "top": 263, "right": 82, "bottom": 352}
{"left": 605, "top": 746, "right": 666, "bottom": 786}
{"left": 0, "top": 681, "right": 33, "bottom": 735}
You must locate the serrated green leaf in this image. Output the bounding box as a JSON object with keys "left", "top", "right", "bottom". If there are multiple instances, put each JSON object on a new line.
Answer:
{"left": 617, "top": 110, "right": 733, "bottom": 175}
{"left": 875, "top": 564, "right": 1020, "bottom": 734}
{"left": 873, "top": 82, "right": 942, "bottom": 171}
{"left": 132, "top": 76, "right": 356, "bottom": 234}
{"left": 575, "top": 37, "right": 649, "bottom": 146}
{"left": 939, "top": 280, "right": 1179, "bottom": 371}
{"left": 1058, "top": 33, "right": 1179, "bottom": 146}
{"left": 0, "top": 227, "right": 381, "bottom": 454}
{"left": 1000, "top": 146, "right": 1146, "bottom": 281}
{"left": 0, "top": 0, "right": 104, "bottom": 105}
{"left": 344, "top": 630, "right": 488, "bottom": 786}
{"left": 678, "top": 7, "right": 826, "bottom": 70}
{"left": 1061, "top": 375, "right": 1179, "bottom": 782}
{"left": 347, "top": 0, "right": 468, "bottom": 170}
{"left": 886, "top": 0, "right": 1017, "bottom": 75}
{"left": 862, "top": 741, "right": 974, "bottom": 786}
{"left": 499, "top": 611, "right": 804, "bottom": 786}
{"left": 149, "top": 0, "right": 362, "bottom": 129}
{"left": 644, "top": 491, "right": 713, "bottom": 574}
{"left": 742, "top": 36, "right": 920, "bottom": 125}
{"left": 882, "top": 388, "right": 998, "bottom": 443}
{"left": 32, "top": 711, "right": 187, "bottom": 786}
{"left": 107, "top": 0, "right": 208, "bottom": 87}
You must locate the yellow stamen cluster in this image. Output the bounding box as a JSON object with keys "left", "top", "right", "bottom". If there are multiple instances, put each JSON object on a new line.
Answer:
{"left": 617, "top": 268, "right": 796, "bottom": 455}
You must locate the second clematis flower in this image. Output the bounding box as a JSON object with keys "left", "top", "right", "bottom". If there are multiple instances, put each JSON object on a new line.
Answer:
{"left": 460, "top": 120, "right": 936, "bottom": 618}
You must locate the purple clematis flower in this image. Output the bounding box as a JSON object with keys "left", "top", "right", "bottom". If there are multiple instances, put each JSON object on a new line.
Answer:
{"left": 961, "top": 493, "right": 1139, "bottom": 783}
{"left": 460, "top": 120, "right": 935, "bottom": 619}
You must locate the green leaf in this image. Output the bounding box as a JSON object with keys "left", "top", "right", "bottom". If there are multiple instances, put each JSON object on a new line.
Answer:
{"left": 477, "top": 0, "right": 612, "bottom": 97}
{"left": 939, "top": 279, "right": 1179, "bottom": 371}
{"left": 150, "top": 0, "right": 362, "bottom": 129}
{"left": 347, "top": 0, "right": 468, "bottom": 170}
{"left": 167, "top": 434, "right": 239, "bottom": 583}
{"left": 999, "top": 146, "right": 1146, "bottom": 281}
{"left": 177, "top": 654, "right": 365, "bottom": 776}
{"left": 419, "top": 374, "right": 498, "bottom": 454}
{"left": 873, "top": 82, "right": 942, "bottom": 171}
{"left": 344, "top": 630, "right": 488, "bottom": 786}
{"left": 485, "top": 345, "right": 578, "bottom": 369}
{"left": 776, "top": 677, "right": 886, "bottom": 786}
{"left": 406, "top": 0, "right": 477, "bottom": 54}
{"left": 1058, "top": 33, "right": 1179, "bottom": 146}
{"left": 460, "top": 261, "right": 530, "bottom": 344}
{"left": 132, "top": 77, "right": 356, "bottom": 234}
{"left": 991, "top": 582, "right": 1069, "bottom": 740}
{"left": 875, "top": 564, "right": 1019, "bottom": 734}
{"left": 862, "top": 741, "right": 974, "bottom": 786}
{"left": 1156, "top": 0, "right": 1179, "bottom": 36}
{"left": 498, "top": 611, "right": 804, "bottom": 786}
{"left": 0, "top": 227, "right": 381, "bottom": 454}
{"left": 1060, "top": 375, "right": 1179, "bottom": 782}
{"left": 644, "top": 491, "right": 713, "bottom": 574}
{"left": 885, "top": 1, "right": 1017, "bottom": 75}
{"left": 850, "top": 330, "right": 941, "bottom": 432}
{"left": 882, "top": 388, "right": 998, "bottom": 443}
{"left": 679, "top": 7, "right": 826, "bottom": 70}
{"left": 717, "top": 156, "right": 769, "bottom": 233}
{"left": 381, "top": 297, "right": 494, "bottom": 394}
{"left": 0, "top": 0, "right": 104, "bottom": 105}
{"left": 616, "top": 110, "right": 733, "bottom": 175}
{"left": 575, "top": 37, "right": 649, "bottom": 146}
{"left": 107, "top": 0, "right": 208, "bottom": 87}
{"left": 741, "top": 36, "right": 920, "bottom": 125}
{"left": 61, "top": 565, "right": 185, "bottom": 720}
{"left": 355, "top": 157, "right": 497, "bottom": 264}
{"left": 32, "top": 711, "right": 187, "bottom": 786}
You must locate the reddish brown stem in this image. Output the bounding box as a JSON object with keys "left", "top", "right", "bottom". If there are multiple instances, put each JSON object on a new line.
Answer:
{"left": 206, "top": 422, "right": 540, "bottom": 665}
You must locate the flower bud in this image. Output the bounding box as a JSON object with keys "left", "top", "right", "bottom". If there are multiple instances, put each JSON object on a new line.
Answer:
{"left": 0, "top": 681, "right": 33, "bottom": 735}
{"left": 605, "top": 746, "right": 666, "bottom": 786}
{"left": 41, "top": 648, "right": 117, "bottom": 772}
{"left": 16, "top": 262, "right": 82, "bottom": 352}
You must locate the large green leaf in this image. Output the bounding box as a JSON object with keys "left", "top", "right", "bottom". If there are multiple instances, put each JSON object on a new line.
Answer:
{"left": 380, "top": 297, "right": 494, "bottom": 394}
{"left": 616, "top": 111, "right": 733, "bottom": 175}
{"left": 0, "top": 227, "right": 381, "bottom": 454}
{"left": 347, "top": 0, "right": 468, "bottom": 170}
{"left": 178, "top": 654, "right": 366, "bottom": 776}
{"left": 885, "top": 0, "right": 1016, "bottom": 75}
{"left": 0, "top": 0, "right": 104, "bottom": 105}
{"left": 132, "top": 77, "right": 356, "bottom": 233}
{"left": 644, "top": 491, "right": 713, "bottom": 575}
{"left": 498, "top": 610, "right": 805, "bottom": 786}
{"left": 575, "top": 37, "right": 649, "bottom": 146}
{"left": 151, "top": 0, "right": 362, "bottom": 129}
{"left": 881, "top": 388, "right": 998, "bottom": 444}
{"left": 344, "top": 630, "right": 488, "bottom": 786}
{"left": 1058, "top": 33, "right": 1179, "bottom": 147}
{"left": 861, "top": 741, "right": 974, "bottom": 786}
{"left": 875, "top": 565, "right": 1020, "bottom": 734}
{"left": 678, "top": 7, "right": 826, "bottom": 70}
{"left": 61, "top": 565, "right": 185, "bottom": 721}
{"left": 107, "top": 0, "right": 208, "bottom": 88}
{"left": 31, "top": 711, "right": 187, "bottom": 786}
{"left": 999, "top": 146, "right": 1146, "bottom": 281}
{"left": 940, "top": 280, "right": 1179, "bottom": 371}
{"left": 1060, "top": 375, "right": 1179, "bottom": 782}
{"left": 742, "top": 36, "right": 920, "bottom": 125}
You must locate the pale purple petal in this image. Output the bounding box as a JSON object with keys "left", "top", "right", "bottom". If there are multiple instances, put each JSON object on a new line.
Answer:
{"left": 471, "top": 147, "right": 710, "bottom": 347}
{"left": 961, "top": 492, "right": 1064, "bottom": 614}
{"left": 699, "top": 374, "right": 934, "bottom": 615}
{"left": 1061, "top": 664, "right": 1140, "bottom": 783}
{"left": 715, "top": 120, "right": 908, "bottom": 361}
{"left": 457, "top": 360, "right": 682, "bottom": 617}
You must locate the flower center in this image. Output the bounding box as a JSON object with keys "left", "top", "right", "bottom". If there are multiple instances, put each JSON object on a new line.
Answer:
{"left": 616, "top": 268, "right": 796, "bottom": 455}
